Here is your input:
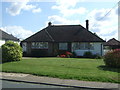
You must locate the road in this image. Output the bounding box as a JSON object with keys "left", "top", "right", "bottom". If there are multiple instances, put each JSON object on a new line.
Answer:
{"left": 1, "top": 80, "right": 92, "bottom": 89}
{"left": 1, "top": 80, "right": 68, "bottom": 88}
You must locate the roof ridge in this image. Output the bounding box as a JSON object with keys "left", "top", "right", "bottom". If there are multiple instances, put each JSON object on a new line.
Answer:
{"left": 51, "top": 24, "right": 82, "bottom": 27}
{"left": 44, "top": 28, "right": 55, "bottom": 42}
{"left": 111, "top": 38, "right": 120, "bottom": 43}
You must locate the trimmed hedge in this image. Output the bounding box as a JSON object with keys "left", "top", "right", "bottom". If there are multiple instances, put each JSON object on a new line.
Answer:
{"left": 2, "top": 41, "right": 22, "bottom": 63}
{"left": 103, "top": 49, "right": 120, "bottom": 68}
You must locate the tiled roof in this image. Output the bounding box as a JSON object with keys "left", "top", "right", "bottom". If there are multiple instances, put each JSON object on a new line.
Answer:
{"left": 104, "top": 38, "right": 120, "bottom": 46}
{"left": 0, "top": 29, "right": 19, "bottom": 41}
{"left": 22, "top": 25, "right": 105, "bottom": 42}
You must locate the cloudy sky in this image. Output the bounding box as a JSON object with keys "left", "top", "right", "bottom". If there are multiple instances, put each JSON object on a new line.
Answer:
{"left": 0, "top": 0, "right": 119, "bottom": 41}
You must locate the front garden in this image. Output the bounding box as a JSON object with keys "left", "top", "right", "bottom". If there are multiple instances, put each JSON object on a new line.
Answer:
{"left": 0, "top": 41, "right": 120, "bottom": 84}
{"left": 0, "top": 58, "right": 120, "bottom": 83}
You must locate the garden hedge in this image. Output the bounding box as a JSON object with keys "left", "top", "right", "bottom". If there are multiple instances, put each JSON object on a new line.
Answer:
{"left": 2, "top": 41, "right": 22, "bottom": 63}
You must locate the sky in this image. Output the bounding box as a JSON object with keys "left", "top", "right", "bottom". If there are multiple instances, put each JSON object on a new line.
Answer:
{"left": 0, "top": 0, "right": 119, "bottom": 41}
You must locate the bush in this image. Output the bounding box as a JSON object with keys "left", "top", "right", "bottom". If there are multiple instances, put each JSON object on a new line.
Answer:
{"left": 92, "top": 54, "right": 102, "bottom": 59}
{"left": 83, "top": 51, "right": 93, "bottom": 58}
{"left": 65, "top": 51, "right": 73, "bottom": 58}
{"left": 72, "top": 52, "right": 77, "bottom": 58}
{"left": 58, "top": 51, "right": 73, "bottom": 58}
{"left": 103, "top": 49, "right": 120, "bottom": 68}
{"left": 2, "top": 41, "right": 22, "bottom": 63}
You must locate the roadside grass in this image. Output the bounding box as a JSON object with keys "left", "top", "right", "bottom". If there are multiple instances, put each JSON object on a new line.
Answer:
{"left": 0, "top": 57, "right": 120, "bottom": 83}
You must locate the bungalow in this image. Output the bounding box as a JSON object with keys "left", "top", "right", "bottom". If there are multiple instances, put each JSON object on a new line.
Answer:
{"left": 21, "top": 20, "right": 105, "bottom": 57}
{"left": 0, "top": 29, "right": 20, "bottom": 47}
{"left": 104, "top": 38, "right": 120, "bottom": 50}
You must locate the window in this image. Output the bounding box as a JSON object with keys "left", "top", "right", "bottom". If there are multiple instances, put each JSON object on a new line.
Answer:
{"left": 59, "top": 43, "right": 68, "bottom": 50}
{"left": 79, "top": 43, "right": 85, "bottom": 49}
{"left": 22, "top": 43, "right": 27, "bottom": 52}
{"left": 31, "top": 42, "right": 48, "bottom": 49}
{"left": 72, "top": 42, "right": 94, "bottom": 50}
{"left": 72, "top": 43, "right": 85, "bottom": 50}
{"left": 85, "top": 43, "right": 94, "bottom": 50}
{"left": 89, "top": 43, "right": 94, "bottom": 50}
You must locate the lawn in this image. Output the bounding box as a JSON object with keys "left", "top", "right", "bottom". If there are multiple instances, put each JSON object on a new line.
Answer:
{"left": 0, "top": 57, "right": 120, "bottom": 83}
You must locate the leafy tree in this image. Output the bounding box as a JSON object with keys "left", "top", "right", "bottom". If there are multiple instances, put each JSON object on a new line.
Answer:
{"left": 2, "top": 41, "right": 22, "bottom": 63}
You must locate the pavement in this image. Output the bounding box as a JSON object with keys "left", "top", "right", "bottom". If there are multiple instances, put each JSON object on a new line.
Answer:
{"left": 0, "top": 72, "right": 119, "bottom": 89}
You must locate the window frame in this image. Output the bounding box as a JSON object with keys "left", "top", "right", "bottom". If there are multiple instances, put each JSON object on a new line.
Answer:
{"left": 31, "top": 42, "right": 48, "bottom": 49}
{"left": 72, "top": 42, "right": 94, "bottom": 50}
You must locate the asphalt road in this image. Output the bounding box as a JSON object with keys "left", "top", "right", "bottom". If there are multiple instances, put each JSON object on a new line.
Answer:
{"left": 1, "top": 80, "right": 68, "bottom": 88}
{"left": 1, "top": 80, "right": 93, "bottom": 90}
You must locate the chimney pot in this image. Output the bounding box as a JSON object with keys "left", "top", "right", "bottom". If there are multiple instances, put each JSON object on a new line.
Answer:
{"left": 86, "top": 20, "right": 89, "bottom": 30}
{"left": 48, "top": 22, "right": 52, "bottom": 26}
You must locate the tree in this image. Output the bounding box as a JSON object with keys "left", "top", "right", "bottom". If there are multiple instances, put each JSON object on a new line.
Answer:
{"left": 2, "top": 41, "right": 22, "bottom": 63}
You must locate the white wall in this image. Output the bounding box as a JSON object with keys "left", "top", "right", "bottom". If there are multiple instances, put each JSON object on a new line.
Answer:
{"left": 0, "top": 39, "right": 20, "bottom": 47}
{"left": 94, "top": 43, "right": 103, "bottom": 55}
{"left": 0, "top": 40, "right": 5, "bottom": 47}
{"left": 103, "top": 50, "right": 109, "bottom": 55}
{"left": 14, "top": 41, "right": 20, "bottom": 45}
{"left": 73, "top": 43, "right": 103, "bottom": 56}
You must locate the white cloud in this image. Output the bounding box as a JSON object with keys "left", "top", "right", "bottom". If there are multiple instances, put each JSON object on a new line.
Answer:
{"left": 48, "top": 15, "right": 80, "bottom": 25}
{"left": 52, "top": 0, "right": 80, "bottom": 8}
{"left": 0, "top": 26, "right": 34, "bottom": 40}
{"left": 6, "top": 0, "right": 41, "bottom": 16}
{"left": 6, "top": 2, "right": 26, "bottom": 16}
{"left": 23, "top": 4, "right": 36, "bottom": 11}
{"left": 86, "top": 8, "right": 118, "bottom": 40}
{"left": 52, "top": 0, "right": 87, "bottom": 17}
{"left": 32, "top": 8, "right": 41, "bottom": 13}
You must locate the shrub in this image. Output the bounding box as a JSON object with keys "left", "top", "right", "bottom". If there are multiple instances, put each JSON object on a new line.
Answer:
{"left": 92, "top": 54, "right": 102, "bottom": 59}
{"left": 59, "top": 54, "right": 66, "bottom": 58}
{"left": 72, "top": 52, "right": 77, "bottom": 58}
{"left": 83, "top": 51, "right": 93, "bottom": 58}
{"left": 58, "top": 51, "right": 73, "bottom": 58}
{"left": 65, "top": 51, "right": 73, "bottom": 58}
{"left": 2, "top": 41, "right": 22, "bottom": 63}
{"left": 103, "top": 49, "right": 120, "bottom": 68}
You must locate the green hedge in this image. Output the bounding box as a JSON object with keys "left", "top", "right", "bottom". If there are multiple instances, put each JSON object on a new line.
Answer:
{"left": 2, "top": 41, "right": 22, "bottom": 63}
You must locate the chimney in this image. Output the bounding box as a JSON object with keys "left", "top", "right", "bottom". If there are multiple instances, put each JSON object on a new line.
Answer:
{"left": 86, "top": 20, "right": 89, "bottom": 30}
{"left": 48, "top": 22, "right": 52, "bottom": 26}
